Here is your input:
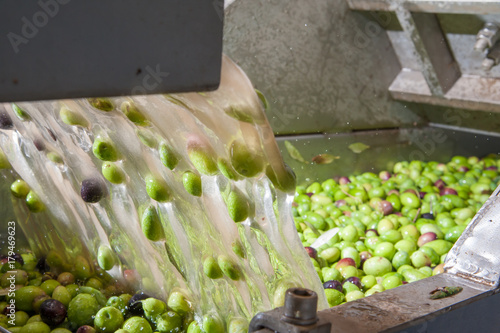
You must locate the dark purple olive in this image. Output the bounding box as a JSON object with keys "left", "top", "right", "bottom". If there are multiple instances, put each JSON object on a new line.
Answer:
{"left": 304, "top": 247, "right": 317, "bottom": 259}
{"left": 486, "top": 166, "right": 498, "bottom": 171}
{"left": 434, "top": 179, "right": 445, "bottom": 190}
{"left": 0, "top": 109, "right": 13, "bottom": 129}
{"left": 394, "top": 212, "right": 402, "bottom": 216}
{"left": 40, "top": 299, "right": 67, "bottom": 326}
{"left": 387, "top": 189, "right": 399, "bottom": 196}
{"left": 128, "top": 291, "right": 151, "bottom": 315}
{"left": 36, "top": 257, "right": 50, "bottom": 273}
{"left": 359, "top": 251, "right": 372, "bottom": 266}
{"left": 305, "top": 192, "right": 314, "bottom": 197}
{"left": 339, "top": 176, "right": 350, "bottom": 185}
{"left": 76, "top": 326, "right": 97, "bottom": 333}
{"left": 343, "top": 276, "right": 362, "bottom": 290}
{"left": 419, "top": 191, "right": 426, "bottom": 199}
{"left": 379, "top": 171, "right": 391, "bottom": 181}
{"left": 10, "top": 253, "right": 24, "bottom": 265}
{"left": 335, "top": 200, "right": 347, "bottom": 207}
{"left": 417, "top": 232, "right": 437, "bottom": 247}
{"left": 33, "top": 139, "right": 46, "bottom": 151}
{"left": 404, "top": 189, "right": 418, "bottom": 196}
{"left": 379, "top": 200, "right": 393, "bottom": 216}
{"left": 457, "top": 166, "right": 469, "bottom": 172}
{"left": 440, "top": 187, "right": 458, "bottom": 196}
{"left": 421, "top": 213, "right": 434, "bottom": 220}
{"left": 81, "top": 178, "right": 106, "bottom": 203}
{"left": 323, "top": 280, "right": 342, "bottom": 292}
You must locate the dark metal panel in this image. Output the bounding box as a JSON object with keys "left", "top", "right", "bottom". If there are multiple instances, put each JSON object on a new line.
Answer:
{"left": 0, "top": 0, "right": 224, "bottom": 102}
{"left": 398, "top": 291, "right": 500, "bottom": 333}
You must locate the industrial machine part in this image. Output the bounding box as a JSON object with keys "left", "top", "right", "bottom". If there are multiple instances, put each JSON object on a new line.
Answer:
{"left": 482, "top": 40, "right": 500, "bottom": 71}
{"left": 0, "top": 0, "right": 224, "bottom": 102}
{"left": 474, "top": 22, "right": 499, "bottom": 52}
{"left": 249, "top": 288, "right": 332, "bottom": 333}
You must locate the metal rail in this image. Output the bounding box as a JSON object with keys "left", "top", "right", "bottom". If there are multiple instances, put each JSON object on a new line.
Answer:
{"left": 347, "top": 0, "right": 500, "bottom": 15}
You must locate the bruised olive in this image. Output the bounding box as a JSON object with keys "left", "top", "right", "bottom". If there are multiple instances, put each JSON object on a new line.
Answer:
{"left": 81, "top": 178, "right": 106, "bottom": 203}
{"left": 40, "top": 299, "right": 67, "bottom": 326}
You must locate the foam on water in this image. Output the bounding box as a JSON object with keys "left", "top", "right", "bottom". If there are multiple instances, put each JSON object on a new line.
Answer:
{"left": 0, "top": 55, "right": 326, "bottom": 327}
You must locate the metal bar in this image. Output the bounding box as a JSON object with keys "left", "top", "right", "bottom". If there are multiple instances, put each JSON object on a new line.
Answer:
{"left": 394, "top": 9, "right": 442, "bottom": 95}
{"left": 389, "top": 70, "right": 500, "bottom": 112}
{"left": 394, "top": 9, "right": 461, "bottom": 96}
{"left": 347, "top": 0, "right": 500, "bottom": 15}
{"left": 411, "top": 12, "right": 461, "bottom": 93}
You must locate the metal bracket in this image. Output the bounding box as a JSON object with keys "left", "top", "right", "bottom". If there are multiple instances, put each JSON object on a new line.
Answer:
{"left": 249, "top": 288, "right": 332, "bottom": 333}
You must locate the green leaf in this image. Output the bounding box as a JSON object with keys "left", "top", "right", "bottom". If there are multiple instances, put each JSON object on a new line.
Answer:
{"left": 284, "top": 141, "right": 308, "bottom": 164}
{"left": 312, "top": 154, "right": 339, "bottom": 164}
{"left": 348, "top": 142, "right": 370, "bottom": 154}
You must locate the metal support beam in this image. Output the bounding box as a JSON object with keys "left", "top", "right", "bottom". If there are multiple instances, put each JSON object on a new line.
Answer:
{"left": 347, "top": 0, "right": 500, "bottom": 15}
{"left": 394, "top": 9, "right": 461, "bottom": 96}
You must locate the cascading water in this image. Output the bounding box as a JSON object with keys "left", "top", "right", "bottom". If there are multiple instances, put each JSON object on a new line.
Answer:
{"left": 0, "top": 55, "right": 326, "bottom": 330}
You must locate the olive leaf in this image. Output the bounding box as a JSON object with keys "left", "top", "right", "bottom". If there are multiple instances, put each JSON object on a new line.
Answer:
{"left": 429, "top": 286, "right": 463, "bottom": 299}
{"left": 312, "top": 153, "right": 340, "bottom": 164}
{"left": 348, "top": 142, "right": 370, "bottom": 154}
{"left": 284, "top": 141, "right": 308, "bottom": 164}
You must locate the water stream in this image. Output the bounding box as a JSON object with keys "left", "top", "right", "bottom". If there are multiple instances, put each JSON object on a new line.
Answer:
{"left": 0, "top": 55, "right": 326, "bottom": 327}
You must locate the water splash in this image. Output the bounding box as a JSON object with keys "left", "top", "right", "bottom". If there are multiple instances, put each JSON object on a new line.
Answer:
{"left": 0, "top": 55, "right": 326, "bottom": 327}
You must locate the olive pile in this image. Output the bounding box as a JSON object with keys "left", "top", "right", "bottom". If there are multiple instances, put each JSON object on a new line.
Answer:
{"left": 0, "top": 254, "right": 223, "bottom": 333}
{"left": 293, "top": 155, "right": 499, "bottom": 307}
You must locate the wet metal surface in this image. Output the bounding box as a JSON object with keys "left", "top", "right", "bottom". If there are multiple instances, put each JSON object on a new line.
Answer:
{"left": 321, "top": 273, "right": 493, "bottom": 332}
{"left": 445, "top": 186, "right": 500, "bottom": 288}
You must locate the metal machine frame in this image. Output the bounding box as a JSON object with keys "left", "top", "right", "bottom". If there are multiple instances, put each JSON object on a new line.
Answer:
{"left": 0, "top": 0, "right": 224, "bottom": 102}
